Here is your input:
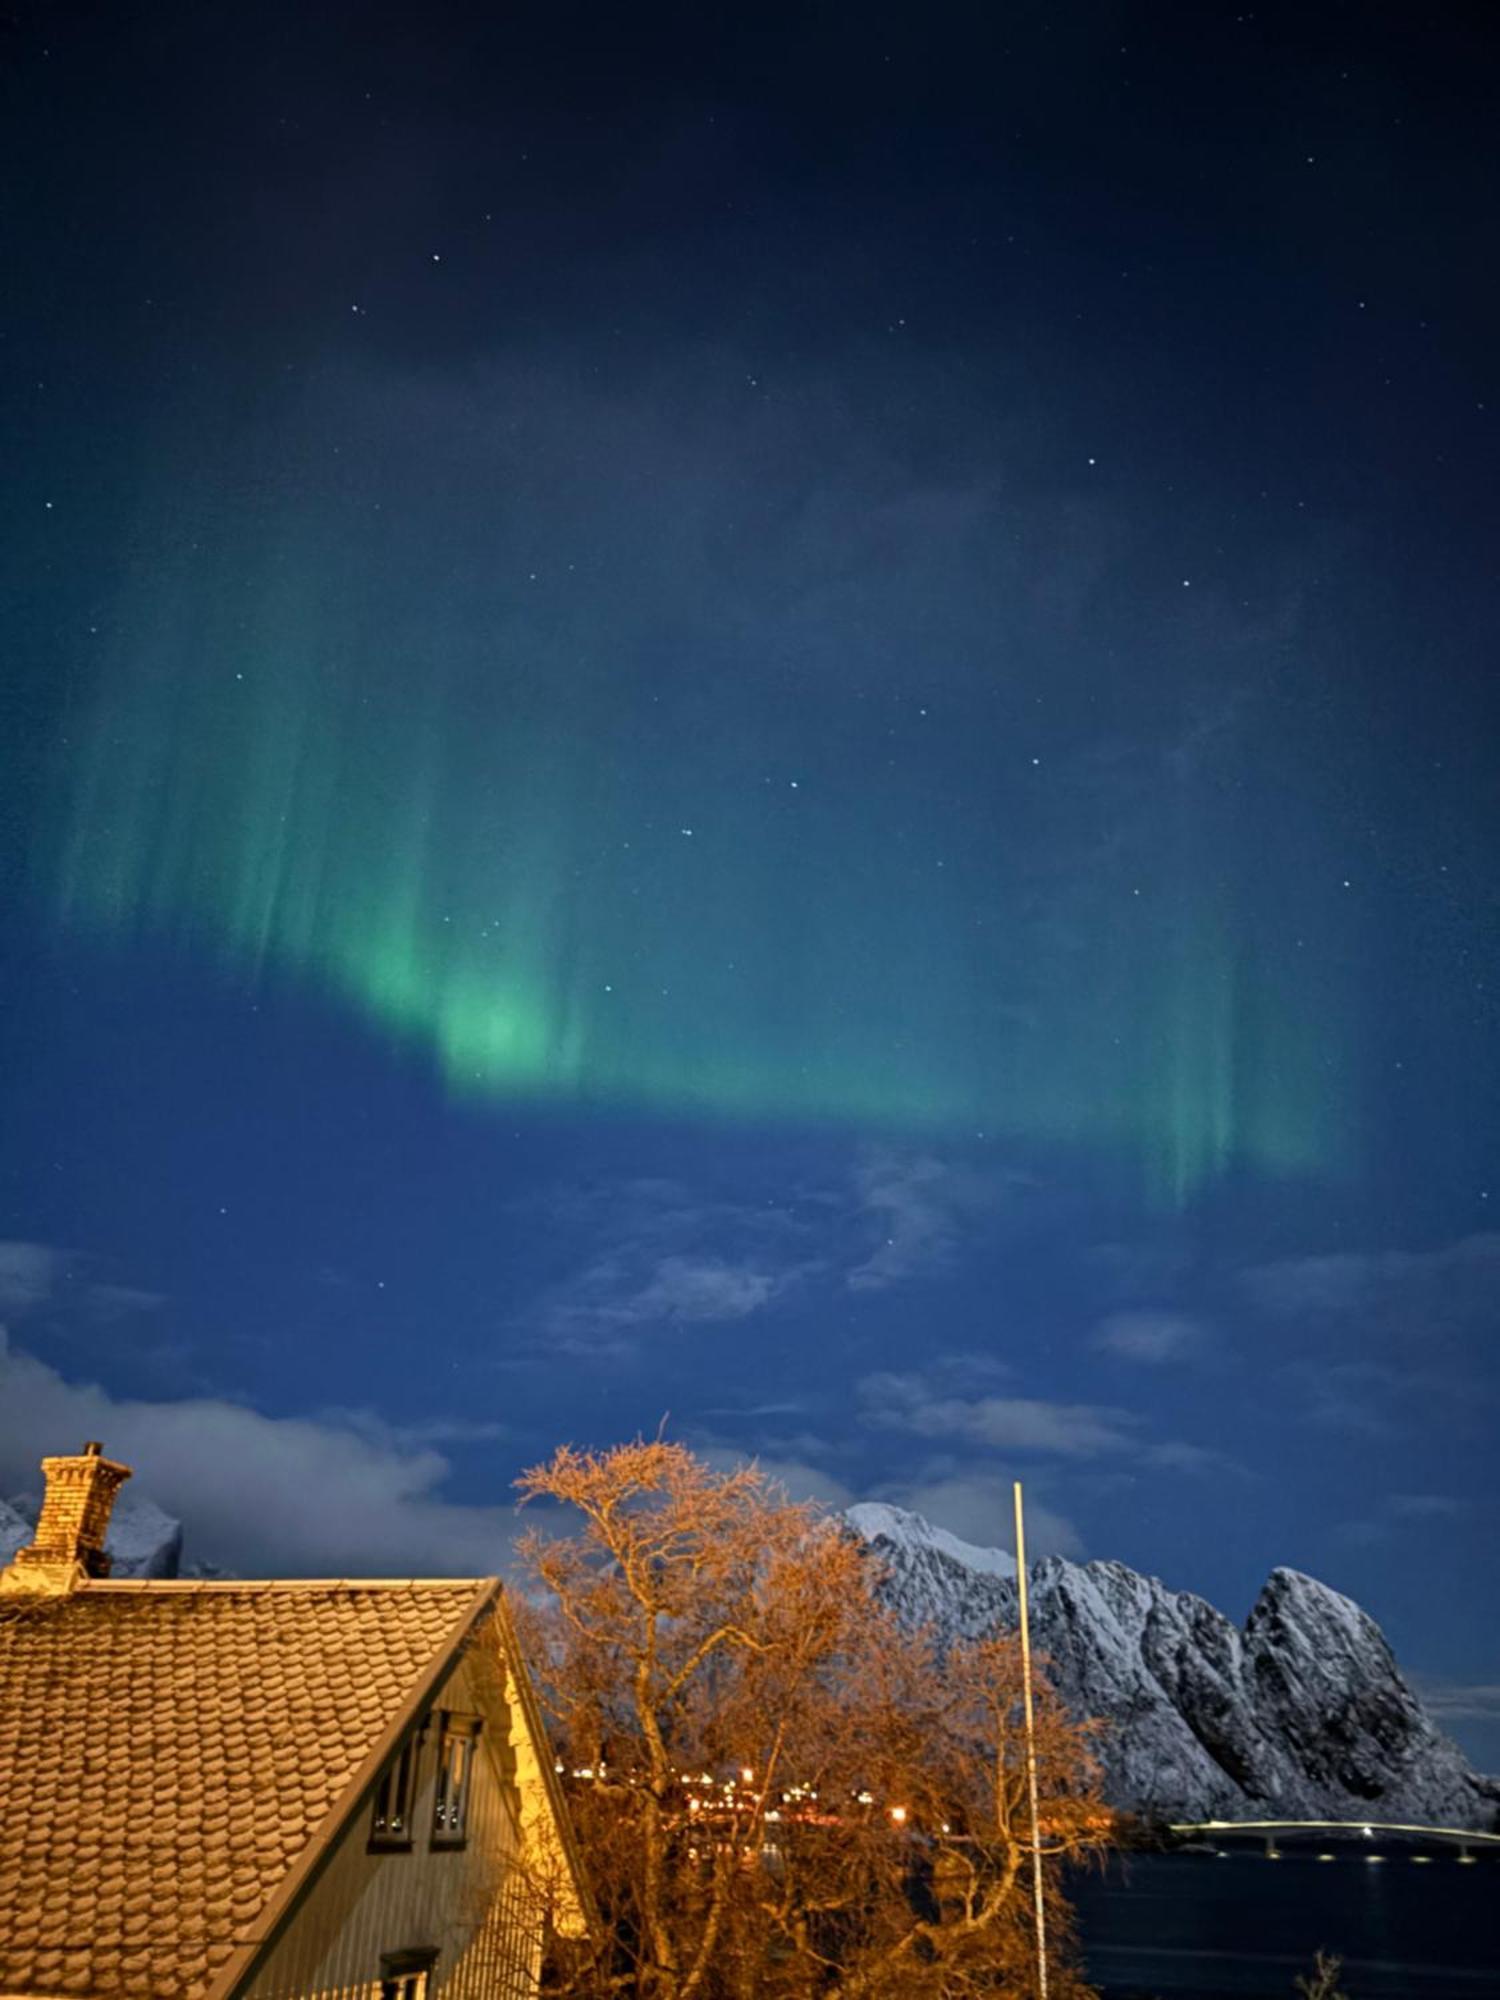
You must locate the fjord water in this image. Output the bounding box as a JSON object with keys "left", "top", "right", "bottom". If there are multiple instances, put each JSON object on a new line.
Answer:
{"left": 1071, "top": 1853, "right": 1498, "bottom": 1997}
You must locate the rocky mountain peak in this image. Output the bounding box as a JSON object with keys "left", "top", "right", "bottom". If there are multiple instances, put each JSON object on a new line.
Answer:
{"left": 847, "top": 1504, "right": 1496, "bottom": 1828}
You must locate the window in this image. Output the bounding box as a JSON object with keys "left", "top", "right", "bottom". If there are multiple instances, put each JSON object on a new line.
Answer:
{"left": 379, "top": 1946, "right": 437, "bottom": 2000}
{"left": 431, "top": 1712, "right": 482, "bottom": 1846}
{"left": 370, "top": 1735, "right": 419, "bottom": 1849}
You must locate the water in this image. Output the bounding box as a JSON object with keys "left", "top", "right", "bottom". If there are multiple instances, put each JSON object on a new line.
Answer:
{"left": 1070, "top": 1852, "right": 1499, "bottom": 1998}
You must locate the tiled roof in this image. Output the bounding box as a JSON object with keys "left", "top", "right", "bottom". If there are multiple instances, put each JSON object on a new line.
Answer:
{"left": 0, "top": 1577, "right": 496, "bottom": 2000}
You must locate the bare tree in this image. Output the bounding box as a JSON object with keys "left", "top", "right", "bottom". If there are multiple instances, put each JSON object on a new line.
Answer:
{"left": 1294, "top": 1953, "right": 1349, "bottom": 2000}
{"left": 513, "top": 1440, "right": 1110, "bottom": 1999}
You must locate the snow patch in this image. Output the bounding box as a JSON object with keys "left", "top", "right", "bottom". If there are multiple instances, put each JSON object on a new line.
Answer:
{"left": 846, "top": 1501, "right": 1018, "bottom": 1580}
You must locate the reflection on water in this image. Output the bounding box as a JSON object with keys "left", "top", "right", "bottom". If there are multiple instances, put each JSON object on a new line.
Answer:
{"left": 1070, "top": 1852, "right": 1499, "bottom": 1998}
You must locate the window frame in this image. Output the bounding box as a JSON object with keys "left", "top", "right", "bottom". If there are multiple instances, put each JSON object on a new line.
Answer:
{"left": 379, "top": 1945, "right": 437, "bottom": 2000}
{"left": 368, "top": 1727, "right": 424, "bottom": 1852}
{"left": 430, "top": 1710, "right": 483, "bottom": 1849}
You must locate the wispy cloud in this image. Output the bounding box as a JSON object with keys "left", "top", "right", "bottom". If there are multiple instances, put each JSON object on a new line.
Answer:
{"left": 1141, "top": 1440, "right": 1247, "bottom": 1476}
{"left": 858, "top": 1369, "right": 1139, "bottom": 1457}
{"left": 523, "top": 1146, "right": 1023, "bottom": 1354}
{"left": 857, "top": 1360, "right": 1238, "bottom": 1491}
{"left": 846, "top": 1149, "right": 1026, "bottom": 1293}
{"left": 522, "top": 1178, "right": 819, "bottom": 1353}
{"left": 1090, "top": 1310, "right": 1213, "bottom": 1365}
{"left": 1409, "top": 1678, "right": 1500, "bottom": 1724}
{"left": 689, "top": 1436, "right": 856, "bottom": 1512}
{"left": 546, "top": 1251, "right": 793, "bottom": 1346}
{"left": 313, "top": 1406, "right": 511, "bottom": 1451}
{"left": 0, "top": 1241, "right": 165, "bottom": 1326}
{"left": 1277, "top": 1354, "right": 1482, "bottom": 1438}
{"left": 0, "top": 1243, "right": 62, "bottom": 1316}
{"left": 1331, "top": 1489, "right": 1474, "bottom": 1549}
{"left": 1242, "top": 1233, "right": 1500, "bottom": 1350}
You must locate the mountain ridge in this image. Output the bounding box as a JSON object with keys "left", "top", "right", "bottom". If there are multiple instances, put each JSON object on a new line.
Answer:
{"left": 847, "top": 1502, "right": 1497, "bottom": 1828}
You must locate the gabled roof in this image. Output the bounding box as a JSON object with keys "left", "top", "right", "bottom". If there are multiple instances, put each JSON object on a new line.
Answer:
{"left": 0, "top": 1575, "right": 552, "bottom": 2000}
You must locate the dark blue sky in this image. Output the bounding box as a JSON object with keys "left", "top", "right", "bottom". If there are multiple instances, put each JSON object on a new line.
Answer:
{"left": 1, "top": 2, "right": 1496, "bottom": 1761}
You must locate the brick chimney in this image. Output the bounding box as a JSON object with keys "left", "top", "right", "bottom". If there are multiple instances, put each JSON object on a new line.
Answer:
{"left": 0, "top": 1441, "right": 132, "bottom": 1595}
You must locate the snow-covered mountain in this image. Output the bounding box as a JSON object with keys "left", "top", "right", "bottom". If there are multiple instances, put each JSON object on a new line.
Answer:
{"left": 1, "top": 1487, "right": 184, "bottom": 1578}
{"left": 848, "top": 1503, "right": 1497, "bottom": 1828}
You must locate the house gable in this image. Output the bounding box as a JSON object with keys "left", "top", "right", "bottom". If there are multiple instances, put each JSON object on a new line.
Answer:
{"left": 239, "top": 1646, "right": 546, "bottom": 2000}
{"left": 0, "top": 1577, "right": 585, "bottom": 2000}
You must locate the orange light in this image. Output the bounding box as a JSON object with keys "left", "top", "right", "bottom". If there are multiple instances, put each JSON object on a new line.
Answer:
{"left": 741, "top": 1766, "right": 755, "bottom": 1784}
{"left": 890, "top": 1806, "right": 908, "bottom": 1826}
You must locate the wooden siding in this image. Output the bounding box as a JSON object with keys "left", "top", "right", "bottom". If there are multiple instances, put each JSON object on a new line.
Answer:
{"left": 242, "top": 1653, "right": 546, "bottom": 2000}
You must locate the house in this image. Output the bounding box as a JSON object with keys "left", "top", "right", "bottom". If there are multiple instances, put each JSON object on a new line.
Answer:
{"left": 0, "top": 1443, "right": 590, "bottom": 2000}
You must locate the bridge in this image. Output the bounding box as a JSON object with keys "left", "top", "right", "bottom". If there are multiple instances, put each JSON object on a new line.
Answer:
{"left": 1168, "top": 1818, "right": 1500, "bottom": 1862}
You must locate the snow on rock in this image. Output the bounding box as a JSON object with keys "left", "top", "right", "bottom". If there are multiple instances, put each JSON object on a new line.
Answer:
{"left": 0, "top": 1496, "right": 31, "bottom": 1567}
{"left": 102, "top": 1491, "right": 184, "bottom": 1578}
{"left": 846, "top": 1502, "right": 1017, "bottom": 1583}
{"left": 848, "top": 1503, "right": 1497, "bottom": 1828}
{"left": 2, "top": 1486, "right": 183, "bottom": 1579}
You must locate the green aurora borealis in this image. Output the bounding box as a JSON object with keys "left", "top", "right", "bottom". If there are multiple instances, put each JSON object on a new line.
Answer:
{"left": 40, "top": 437, "right": 1344, "bottom": 1209}
{"left": 8, "top": 0, "right": 1500, "bottom": 1746}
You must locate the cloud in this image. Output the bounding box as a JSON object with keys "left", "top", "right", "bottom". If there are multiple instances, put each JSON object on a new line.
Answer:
{"left": 1090, "top": 1310, "right": 1212, "bottom": 1365}
{"left": 858, "top": 1370, "right": 1138, "bottom": 1457}
{"left": 1331, "top": 1489, "right": 1474, "bottom": 1548}
{"left": 1241, "top": 1233, "right": 1500, "bottom": 1351}
{"left": 0, "top": 1243, "right": 63, "bottom": 1316}
{"left": 1409, "top": 1678, "right": 1500, "bottom": 1724}
{"left": 846, "top": 1148, "right": 1027, "bottom": 1293}
{"left": 1282, "top": 1359, "right": 1398, "bottom": 1435}
{"left": 857, "top": 1359, "right": 1235, "bottom": 1486}
{"left": 314, "top": 1407, "right": 511, "bottom": 1451}
{"left": 1386, "top": 1492, "right": 1471, "bottom": 1522}
{"left": 867, "top": 1472, "right": 1084, "bottom": 1558}
{"left": 1276, "top": 1356, "right": 1472, "bottom": 1437}
{"left": 620, "top": 1256, "right": 783, "bottom": 1322}
{"left": 1141, "top": 1440, "right": 1247, "bottom": 1476}
{"left": 545, "top": 1251, "right": 789, "bottom": 1347}
{"left": 521, "top": 1177, "right": 819, "bottom": 1352}
{"left": 1084, "top": 1240, "right": 1194, "bottom": 1305}
{"left": 692, "top": 1399, "right": 814, "bottom": 1420}
{"left": 690, "top": 1439, "right": 856, "bottom": 1512}
{"left": 523, "top": 1146, "right": 1024, "bottom": 1354}
{"left": 0, "top": 1241, "right": 165, "bottom": 1326}
{"left": 0, "top": 1331, "right": 517, "bottom": 1579}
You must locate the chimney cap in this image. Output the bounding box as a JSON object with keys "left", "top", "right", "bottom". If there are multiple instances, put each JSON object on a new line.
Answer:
{"left": 84, "top": 1441, "right": 103, "bottom": 1457}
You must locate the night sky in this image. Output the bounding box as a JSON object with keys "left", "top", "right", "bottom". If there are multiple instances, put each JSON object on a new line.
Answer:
{"left": 2, "top": 4, "right": 1496, "bottom": 1760}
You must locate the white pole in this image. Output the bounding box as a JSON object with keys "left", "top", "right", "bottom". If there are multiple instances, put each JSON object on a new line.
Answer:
{"left": 1014, "top": 1480, "right": 1049, "bottom": 1999}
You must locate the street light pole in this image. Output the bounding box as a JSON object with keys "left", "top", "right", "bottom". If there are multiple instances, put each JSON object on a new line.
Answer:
{"left": 1014, "top": 1479, "right": 1049, "bottom": 1999}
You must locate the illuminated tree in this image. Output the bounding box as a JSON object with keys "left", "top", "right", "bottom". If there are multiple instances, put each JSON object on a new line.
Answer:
{"left": 514, "top": 1440, "right": 1109, "bottom": 1999}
